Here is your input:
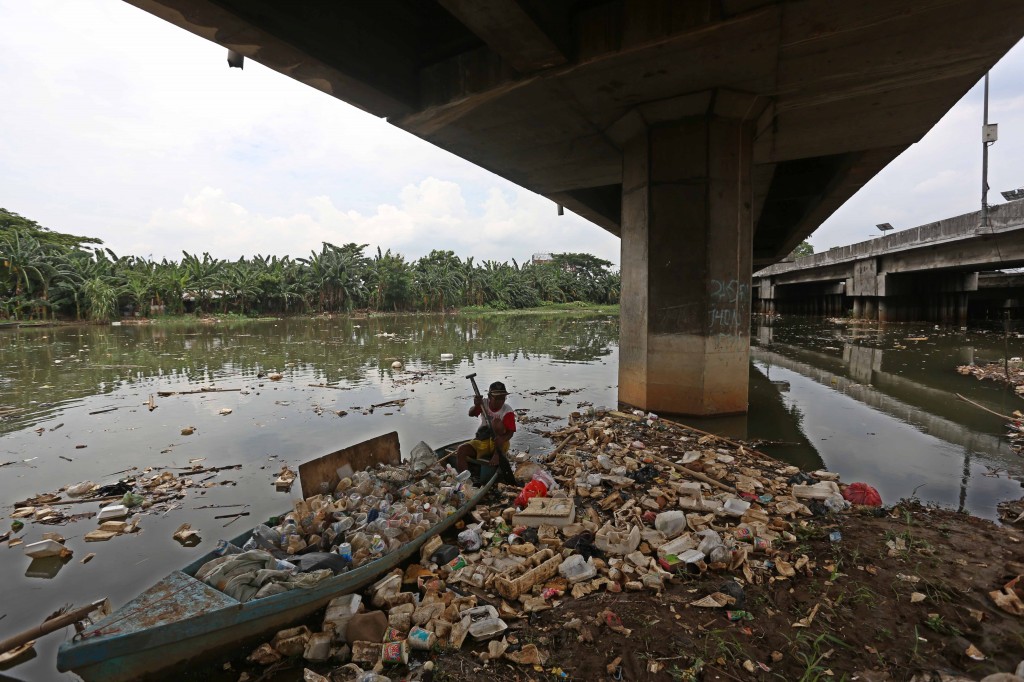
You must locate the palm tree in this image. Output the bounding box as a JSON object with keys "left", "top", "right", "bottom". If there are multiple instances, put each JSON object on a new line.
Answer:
{"left": 180, "top": 252, "right": 224, "bottom": 313}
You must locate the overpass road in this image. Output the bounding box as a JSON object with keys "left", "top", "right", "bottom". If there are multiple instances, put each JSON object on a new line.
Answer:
{"left": 125, "top": 0, "right": 1024, "bottom": 415}
{"left": 755, "top": 201, "right": 1024, "bottom": 323}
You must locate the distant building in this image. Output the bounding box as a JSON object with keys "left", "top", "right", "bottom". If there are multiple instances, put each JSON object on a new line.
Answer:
{"left": 532, "top": 253, "right": 553, "bottom": 264}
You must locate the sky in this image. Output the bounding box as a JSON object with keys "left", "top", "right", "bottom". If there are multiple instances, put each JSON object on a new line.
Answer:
{"left": 1, "top": 1, "right": 1023, "bottom": 269}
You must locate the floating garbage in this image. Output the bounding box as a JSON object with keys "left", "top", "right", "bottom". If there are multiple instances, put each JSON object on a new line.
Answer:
{"left": 24, "top": 538, "right": 70, "bottom": 559}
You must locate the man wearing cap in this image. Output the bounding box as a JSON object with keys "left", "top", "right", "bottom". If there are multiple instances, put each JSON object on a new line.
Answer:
{"left": 455, "top": 381, "right": 516, "bottom": 476}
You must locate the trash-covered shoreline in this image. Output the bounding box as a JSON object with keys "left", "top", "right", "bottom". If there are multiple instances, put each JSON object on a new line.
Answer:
{"left": 184, "top": 408, "right": 1024, "bottom": 682}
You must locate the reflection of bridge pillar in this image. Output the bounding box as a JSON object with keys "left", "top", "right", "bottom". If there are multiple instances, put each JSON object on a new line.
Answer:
{"left": 863, "top": 298, "right": 877, "bottom": 320}
{"left": 619, "top": 114, "right": 752, "bottom": 416}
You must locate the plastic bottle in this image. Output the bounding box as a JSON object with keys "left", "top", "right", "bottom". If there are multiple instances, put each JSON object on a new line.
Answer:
{"left": 250, "top": 524, "right": 282, "bottom": 551}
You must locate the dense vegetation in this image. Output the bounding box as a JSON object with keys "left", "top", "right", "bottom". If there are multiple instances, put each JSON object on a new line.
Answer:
{"left": 0, "top": 208, "right": 620, "bottom": 321}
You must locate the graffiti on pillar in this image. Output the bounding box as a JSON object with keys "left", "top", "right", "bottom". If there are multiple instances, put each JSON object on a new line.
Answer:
{"left": 708, "top": 278, "right": 749, "bottom": 346}
{"left": 709, "top": 279, "right": 749, "bottom": 305}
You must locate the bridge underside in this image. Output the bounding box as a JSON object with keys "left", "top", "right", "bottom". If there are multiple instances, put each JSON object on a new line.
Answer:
{"left": 127, "top": 0, "right": 1024, "bottom": 415}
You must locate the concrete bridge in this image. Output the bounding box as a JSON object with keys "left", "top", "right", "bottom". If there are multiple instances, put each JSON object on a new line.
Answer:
{"left": 754, "top": 201, "right": 1024, "bottom": 324}
{"left": 125, "top": 0, "right": 1024, "bottom": 415}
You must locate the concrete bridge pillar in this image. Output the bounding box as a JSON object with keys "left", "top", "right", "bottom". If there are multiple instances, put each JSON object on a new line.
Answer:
{"left": 619, "top": 114, "right": 752, "bottom": 416}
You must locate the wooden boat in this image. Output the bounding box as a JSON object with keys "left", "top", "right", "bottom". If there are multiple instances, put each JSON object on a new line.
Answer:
{"left": 57, "top": 432, "right": 493, "bottom": 681}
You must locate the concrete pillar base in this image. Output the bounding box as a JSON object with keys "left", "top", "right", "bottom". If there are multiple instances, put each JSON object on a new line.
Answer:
{"left": 618, "top": 112, "right": 753, "bottom": 416}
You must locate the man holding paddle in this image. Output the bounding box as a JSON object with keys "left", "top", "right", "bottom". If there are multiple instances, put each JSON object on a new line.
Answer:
{"left": 455, "top": 379, "right": 516, "bottom": 481}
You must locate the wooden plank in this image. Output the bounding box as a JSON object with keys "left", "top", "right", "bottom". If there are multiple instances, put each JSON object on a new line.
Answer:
{"left": 298, "top": 432, "right": 401, "bottom": 499}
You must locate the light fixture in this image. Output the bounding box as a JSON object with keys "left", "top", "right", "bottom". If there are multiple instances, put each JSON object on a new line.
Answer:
{"left": 1000, "top": 188, "right": 1024, "bottom": 202}
{"left": 876, "top": 223, "right": 894, "bottom": 233}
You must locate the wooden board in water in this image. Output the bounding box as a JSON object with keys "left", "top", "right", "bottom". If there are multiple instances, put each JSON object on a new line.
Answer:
{"left": 298, "top": 431, "right": 401, "bottom": 498}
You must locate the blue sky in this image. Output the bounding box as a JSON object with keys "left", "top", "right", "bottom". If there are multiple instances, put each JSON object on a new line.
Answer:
{"left": 1, "top": 1, "right": 1022, "bottom": 267}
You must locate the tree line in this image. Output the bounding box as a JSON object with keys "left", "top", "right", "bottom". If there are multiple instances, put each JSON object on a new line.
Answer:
{"left": 1, "top": 208, "right": 620, "bottom": 321}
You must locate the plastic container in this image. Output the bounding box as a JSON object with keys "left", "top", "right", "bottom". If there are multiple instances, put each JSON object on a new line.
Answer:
{"left": 213, "top": 540, "right": 242, "bottom": 557}
{"left": 722, "top": 498, "right": 751, "bottom": 517}
{"left": 469, "top": 617, "right": 508, "bottom": 640}
{"left": 98, "top": 504, "right": 129, "bottom": 521}
{"left": 430, "top": 543, "right": 460, "bottom": 566}
{"left": 24, "top": 539, "right": 66, "bottom": 558}
{"left": 324, "top": 593, "right": 361, "bottom": 642}
{"left": 460, "top": 605, "right": 499, "bottom": 621}
{"left": 594, "top": 523, "right": 641, "bottom": 555}
{"left": 337, "top": 542, "right": 353, "bottom": 561}
{"left": 304, "top": 632, "right": 332, "bottom": 661}
{"left": 408, "top": 626, "right": 437, "bottom": 650}
{"left": 65, "top": 481, "right": 96, "bottom": 497}
{"left": 654, "top": 510, "right": 686, "bottom": 538}
{"left": 658, "top": 534, "right": 697, "bottom": 561}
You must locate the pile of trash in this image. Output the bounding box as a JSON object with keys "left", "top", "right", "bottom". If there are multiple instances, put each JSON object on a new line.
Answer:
{"left": 957, "top": 361, "right": 1024, "bottom": 394}
{"left": 6, "top": 464, "right": 241, "bottom": 561}
{"left": 237, "top": 408, "right": 888, "bottom": 680}
{"left": 192, "top": 462, "right": 476, "bottom": 602}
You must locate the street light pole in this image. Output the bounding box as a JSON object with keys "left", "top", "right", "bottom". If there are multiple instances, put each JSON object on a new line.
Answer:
{"left": 982, "top": 72, "right": 992, "bottom": 228}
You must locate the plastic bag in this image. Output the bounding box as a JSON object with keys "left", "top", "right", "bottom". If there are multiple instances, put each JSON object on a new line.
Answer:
{"left": 122, "top": 492, "right": 145, "bottom": 508}
{"left": 408, "top": 441, "right": 436, "bottom": 473}
{"left": 842, "top": 482, "right": 882, "bottom": 506}
{"left": 514, "top": 479, "right": 547, "bottom": 508}
{"left": 458, "top": 527, "right": 482, "bottom": 552}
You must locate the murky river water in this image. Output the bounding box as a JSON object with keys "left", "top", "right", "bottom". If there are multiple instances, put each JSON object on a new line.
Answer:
{"left": 1, "top": 313, "right": 1022, "bottom": 680}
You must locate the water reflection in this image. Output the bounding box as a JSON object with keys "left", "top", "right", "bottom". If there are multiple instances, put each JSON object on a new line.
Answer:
{"left": 24, "top": 556, "right": 70, "bottom": 580}
{"left": 750, "top": 319, "right": 1024, "bottom": 517}
{"left": 0, "top": 314, "right": 620, "bottom": 436}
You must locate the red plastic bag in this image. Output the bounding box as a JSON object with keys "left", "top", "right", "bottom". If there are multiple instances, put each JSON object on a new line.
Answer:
{"left": 514, "top": 479, "right": 547, "bottom": 508}
{"left": 842, "top": 482, "right": 882, "bottom": 507}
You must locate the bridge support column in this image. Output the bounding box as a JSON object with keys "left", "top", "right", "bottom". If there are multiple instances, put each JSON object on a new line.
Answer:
{"left": 619, "top": 114, "right": 752, "bottom": 416}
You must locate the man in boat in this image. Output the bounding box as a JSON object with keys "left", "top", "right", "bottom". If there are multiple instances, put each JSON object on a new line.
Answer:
{"left": 455, "top": 381, "right": 516, "bottom": 482}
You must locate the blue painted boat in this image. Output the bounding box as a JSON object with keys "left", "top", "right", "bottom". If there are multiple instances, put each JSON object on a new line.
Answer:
{"left": 56, "top": 435, "right": 492, "bottom": 681}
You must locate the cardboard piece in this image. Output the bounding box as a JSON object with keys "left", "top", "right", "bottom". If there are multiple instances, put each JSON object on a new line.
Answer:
{"left": 298, "top": 432, "right": 402, "bottom": 499}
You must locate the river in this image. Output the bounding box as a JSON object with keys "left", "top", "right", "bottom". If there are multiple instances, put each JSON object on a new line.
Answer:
{"left": 0, "top": 313, "right": 1022, "bottom": 681}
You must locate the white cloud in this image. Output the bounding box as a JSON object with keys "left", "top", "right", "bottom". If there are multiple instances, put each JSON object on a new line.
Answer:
{"left": 812, "top": 40, "right": 1024, "bottom": 250}
{"left": 0, "top": 0, "right": 620, "bottom": 270}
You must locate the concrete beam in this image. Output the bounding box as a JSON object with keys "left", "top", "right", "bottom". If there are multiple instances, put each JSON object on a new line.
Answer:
{"left": 436, "top": 0, "right": 567, "bottom": 72}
